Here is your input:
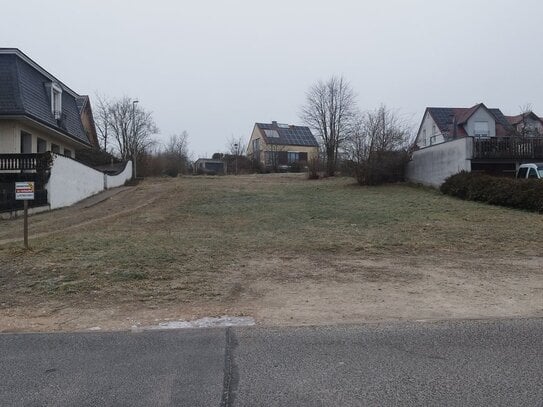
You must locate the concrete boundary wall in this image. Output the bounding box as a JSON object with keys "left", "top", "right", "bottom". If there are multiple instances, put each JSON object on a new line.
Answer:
{"left": 105, "top": 162, "right": 132, "bottom": 189}
{"left": 46, "top": 155, "right": 132, "bottom": 209}
{"left": 407, "top": 138, "right": 472, "bottom": 187}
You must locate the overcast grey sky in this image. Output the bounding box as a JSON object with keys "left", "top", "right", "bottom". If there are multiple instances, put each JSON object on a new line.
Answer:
{"left": 2, "top": 0, "right": 543, "bottom": 157}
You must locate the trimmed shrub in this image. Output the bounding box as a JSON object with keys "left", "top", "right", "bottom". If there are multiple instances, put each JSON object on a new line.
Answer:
{"left": 441, "top": 171, "right": 543, "bottom": 213}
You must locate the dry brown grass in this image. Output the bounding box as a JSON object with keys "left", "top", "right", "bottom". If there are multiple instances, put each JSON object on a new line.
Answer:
{"left": 0, "top": 173, "right": 542, "bottom": 331}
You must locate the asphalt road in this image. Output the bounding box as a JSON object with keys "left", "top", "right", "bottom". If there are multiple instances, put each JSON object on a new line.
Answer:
{"left": 1, "top": 318, "right": 542, "bottom": 406}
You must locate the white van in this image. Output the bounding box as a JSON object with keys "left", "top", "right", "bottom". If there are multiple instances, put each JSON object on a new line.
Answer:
{"left": 516, "top": 163, "right": 543, "bottom": 179}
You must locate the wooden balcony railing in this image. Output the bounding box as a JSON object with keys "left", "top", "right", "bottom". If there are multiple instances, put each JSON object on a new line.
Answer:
{"left": 472, "top": 137, "right": 543, "bottom": 160}
{"left": 0, "top": 153, "right": 51, "bottom": 171}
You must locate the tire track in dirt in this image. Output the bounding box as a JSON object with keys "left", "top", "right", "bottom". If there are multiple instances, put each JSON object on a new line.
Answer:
{"left": 0, "top": 197, "right": 158, "bottom": 246}
{"left": 0, "top": 183, "right": 169, "bottom": 246}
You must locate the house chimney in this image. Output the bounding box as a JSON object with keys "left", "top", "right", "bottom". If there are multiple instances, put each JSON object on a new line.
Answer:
{"left": 272, "top": 121, "right": 277, "bottom": 126}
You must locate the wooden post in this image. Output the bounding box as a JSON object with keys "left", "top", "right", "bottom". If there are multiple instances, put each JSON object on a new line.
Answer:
{"left": 23, "top": 199, "right": 29, "bottom": 249}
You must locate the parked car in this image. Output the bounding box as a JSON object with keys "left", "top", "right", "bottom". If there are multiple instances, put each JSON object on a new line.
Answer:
{"left": 516, "top": 163, "right": 543, "bottom": 179}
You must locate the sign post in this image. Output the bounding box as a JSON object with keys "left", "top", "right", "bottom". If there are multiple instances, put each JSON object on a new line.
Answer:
{"left": 15, "top": 182, "right": 34, "bottom": 249}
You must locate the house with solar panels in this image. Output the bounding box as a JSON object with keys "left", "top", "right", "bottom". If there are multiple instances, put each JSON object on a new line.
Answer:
{"left": 246, "top": 121, "right": 319, "bottom": 170}
{"left": 406, "top": 103, "right": 543, "bottom": 186}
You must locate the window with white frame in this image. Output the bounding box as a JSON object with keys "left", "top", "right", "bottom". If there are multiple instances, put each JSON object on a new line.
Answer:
{"left": 51, "top": 83, "right": 62, "bottom": 120}
{"left": 474, "top": 121, "right": 489, "bottom": 138}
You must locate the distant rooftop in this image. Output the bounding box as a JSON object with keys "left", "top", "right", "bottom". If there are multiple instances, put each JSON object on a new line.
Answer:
{"left": 255, "top": 121, "right": 318, "bottom": 147}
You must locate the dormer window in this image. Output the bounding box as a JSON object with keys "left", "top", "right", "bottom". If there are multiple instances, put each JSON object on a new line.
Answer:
{"left": 474, "top": 121, "right": 489, "bottom": 138}
{"left": 51, "top": 83, "right": 62, "bottom": 120}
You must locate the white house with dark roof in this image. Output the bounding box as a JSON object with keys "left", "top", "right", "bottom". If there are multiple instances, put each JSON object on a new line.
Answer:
{"left": 246, "top": 121, "right": 319, "bottom": 169}
{"left": 407, "top": 103, "right": 543, "bottom": 186}
{"left": 415, "top": 103, "right": 513, "bottom": 149}
{"left": 0, "top": 48, "right": 131, "bottom": 214}
{"left": 0, "top": 48, "right": 98, "bottom": 157}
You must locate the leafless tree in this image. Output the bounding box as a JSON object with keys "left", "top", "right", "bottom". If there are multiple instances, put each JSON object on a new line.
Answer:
{"left": 164, "top": 131, "right": 190, "bottom": 174}
{"left": 301, "top": 75, "right": 357, "bottom": 176}
{"left": 226, "top": 135, "right": 246, "bottom": 157}
{"left": 92, "top": 96, "right": 159, "bottom": 178}
{"left": 514, "top": 103, "right": 541, "bottom": 137}
{"left": 166, "top": 131, "right": 189, "bottom": 160}
{"left": 94, "top": 94, "right": 112, "bottom": 152}
{"left": 519, "top": 103, "right": 533, "bottom": 115}
{"left": 346, "top": 105, "right": 412, "bottom": 185}
{"left": 94, "top": 95, "right": 159, "bottom": 162}
{"left": 106, "top": 97, "right": 158, "bottom": 163}
{"left": 225, "top": 135, "right": 247, "bottom": 175}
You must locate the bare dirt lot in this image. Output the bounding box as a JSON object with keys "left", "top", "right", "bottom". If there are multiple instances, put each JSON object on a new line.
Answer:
{"left": 0, "top": 174, "right": 542, "bottom": 332}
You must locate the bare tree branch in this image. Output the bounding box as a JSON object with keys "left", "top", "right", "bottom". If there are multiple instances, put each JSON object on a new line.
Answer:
{"left": 226, "top": 135, "right": 246, "bottom": 157}
{"left": 94, "top": 93, "right": 111, "bottom": 152}
{"left": 164, "top": 131, "right": 190, "bottom": 174}
{"left": 104, "top": 96, "right": 159, "bottom": 161}
{"left": 300, "top": 75, "right": 357, "bottom": 176}
{"left": 346, "top": 104, "right": 413, "bottom": 184}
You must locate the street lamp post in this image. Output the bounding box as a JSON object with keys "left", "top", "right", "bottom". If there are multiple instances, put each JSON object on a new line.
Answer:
{"left": 131, "top": 99, "right": 139, "bottom": 179}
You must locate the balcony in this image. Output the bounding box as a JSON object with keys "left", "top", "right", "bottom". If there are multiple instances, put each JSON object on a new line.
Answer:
{"left": 0, "top": 153, "right": 52, "bottom": 172}
{"left": 472, "top": 137, "right": 543, "bottom": 160}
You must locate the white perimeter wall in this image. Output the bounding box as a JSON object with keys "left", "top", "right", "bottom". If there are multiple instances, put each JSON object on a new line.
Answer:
{"left": 406, "top": 138, "right": 473, "bottom": 187}
{"left": 105, "top": 162, "right": 132, "bottom": 189}
{"left": 46, "top": 155, "right": 132, "bottom": 209}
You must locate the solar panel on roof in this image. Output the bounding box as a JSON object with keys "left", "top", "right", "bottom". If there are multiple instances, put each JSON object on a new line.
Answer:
{"left": 264, "top": 129, "right": 280, "bottom": 138}
{"left": 258, "top": 122, "right": 318, "bottom": 146}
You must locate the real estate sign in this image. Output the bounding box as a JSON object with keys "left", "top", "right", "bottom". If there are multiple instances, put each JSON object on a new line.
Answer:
{"left": 15, "top": 182, "right": 35, "bottom": 200}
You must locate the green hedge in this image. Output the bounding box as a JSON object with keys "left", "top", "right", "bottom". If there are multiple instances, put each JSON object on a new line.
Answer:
{"left": 440, "top": 171, "right": 543, "bottom": 213}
